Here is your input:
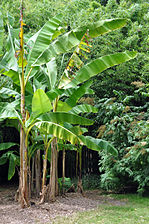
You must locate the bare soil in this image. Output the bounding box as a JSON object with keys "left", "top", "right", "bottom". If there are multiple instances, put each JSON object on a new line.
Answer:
{"left": 0, "top": 185, "right": 127, "bottom": 224}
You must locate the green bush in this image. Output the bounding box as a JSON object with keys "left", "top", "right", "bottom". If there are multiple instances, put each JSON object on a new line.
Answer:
{"left": 96, "top": 91, "right": 149, "bottom": 194}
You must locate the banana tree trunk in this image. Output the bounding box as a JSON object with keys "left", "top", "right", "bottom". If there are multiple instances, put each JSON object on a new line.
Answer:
{"left": 49, "top": 138, "right": 58, "bottom": 201}
{"left": 62, "top": 148, "right": 66, "bottom": 194}
{"left": 40, "top": 137, "right": 54, "bottom": 203}
{"left": 40, "top": 146, "right": 48, "bottom": 203}
{"left": 19, "top": 128, "right": 29, "bottom": 207}
{"left": 31, "top": 156, "right": 35, "bottom": 193}
{"left": 35, "top": 150, "right": 41, "bottom": 196}
{"left": 77, "top": 148, "right": 84, "bottom": 196}
{"left": 19, "top": 0, "right": 29, "bottom": 208}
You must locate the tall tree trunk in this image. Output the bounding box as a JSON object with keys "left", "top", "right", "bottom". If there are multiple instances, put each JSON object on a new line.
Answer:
{"left": 19, "top": 0, "right": 29, "bottom": 208}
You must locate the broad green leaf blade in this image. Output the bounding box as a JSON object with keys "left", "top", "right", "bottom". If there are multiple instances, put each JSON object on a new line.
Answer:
{"left": 33, "top": 19, "right": 127, "bottom": 67}
{"left": 0, "top": 142, "right": 18, "bottom": 151}
{"left": 0, "top": 154, "right": 8, "bottom": 165}
{"left": 35, "top": 121, "right": 79, "bottom": 145}
{"left": 56, "top": 101, "right": 72, "bottom": 112}
{"left": 8, "top": 154, "right": 16, "bottom": 180}
{"left": 0, "top": 11, "right": 3, "bottom": 55}
{"left": 74, "top": 18, "right": 127, "bottom": 39}
{"left": 46, "top": 57, "right": 57, "bottom": 90}
{"left": 79, "top": 135, "right": 118, "bottom": 157}
{"left": 65, "top": 80, "right": 92, "bottom": 107}
{"left": 38, "top": 112, "right": 94, "bottom": 126}
{"left": 25, "top": 14, "right": 62, "bottom": 76}
{"left": 32, "top": 89, "right": 53, "bottom": 117}
{"left": 65, "top": 51, "right": 137, "bottom": 88}
{"left": 70, "top": 104, "right": 98, "bottom": 114}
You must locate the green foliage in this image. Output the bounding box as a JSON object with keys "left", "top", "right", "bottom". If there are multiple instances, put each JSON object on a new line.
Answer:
{"left": 0, "top": 142, "right": 19, "bottom": 180}
{"left": 96, "top": 93, "right": 149, "bottom": 194}
{"left": 58, "top": 177, "right": 72, "bottom": 192}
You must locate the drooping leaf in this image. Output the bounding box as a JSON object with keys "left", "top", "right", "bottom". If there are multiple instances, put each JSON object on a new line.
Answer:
{"left": 74, "top": 18, "right": 127, "bottom": 39}
{"left": 32, "top": 89, "right": 53, "bottom": 117}
{"left": 79, "top": 135, "right": 118, "bottom": 157}
{"left": 0, "top": 142, "right": 18, "bottom": 151}
{"left": 33, "top": 19, "right": 127, "bottom": 67}
{"left": 35, "top": 121, "right": 79, "bottom": 145}
{"left": 38, "top": 112, "right": 94, "bottom": 126}
{"left": 65, "top": 51, "right": 137, "bottom": 88}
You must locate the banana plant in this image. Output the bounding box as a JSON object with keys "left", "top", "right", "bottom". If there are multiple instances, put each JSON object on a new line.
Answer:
{"left": 0, "top": 5, "right": 137, "bottom": 207}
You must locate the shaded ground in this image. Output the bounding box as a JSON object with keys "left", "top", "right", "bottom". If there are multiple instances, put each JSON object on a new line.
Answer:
{"left": 0, "top": 185, "right": 127, "bottom": 224}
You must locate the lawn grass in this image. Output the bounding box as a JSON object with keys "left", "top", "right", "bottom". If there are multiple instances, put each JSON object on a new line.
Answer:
{"left": 52, "top": 194, "right": 149, "bottom": 224}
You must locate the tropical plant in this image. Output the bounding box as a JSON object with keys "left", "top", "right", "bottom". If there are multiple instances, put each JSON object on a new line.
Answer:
{"left": 0, "top": 0, "right": 137, "bottom": 207}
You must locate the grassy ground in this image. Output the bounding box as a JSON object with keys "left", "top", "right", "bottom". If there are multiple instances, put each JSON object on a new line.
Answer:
{"left": 53, "top": 194, "right": 149, "bottom": 224}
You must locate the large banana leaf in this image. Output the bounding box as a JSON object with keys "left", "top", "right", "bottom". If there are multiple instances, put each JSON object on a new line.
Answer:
{"left": 35, "top": 121, "right": 79, "bottom": 145}
{"left": 0, "top": 12, "right": 3, "bottom": 55}
{"left": 69, "top": 104, "right": 98, "bottom": 114}
{"left": 74, "top": 18, "right": 127, "bottom": 39}
{"left": 65, "top": 51, "right": 137, "bottom": 88}
{"left": 25, "top": 14, "right": 63, "bottom": 76}
{"left": 33, "top": 19, "right": 127, "bottom": 67}
{"left": 79, "top": 135, "right": 118, "bottom": 157}
{"left": 32, "top": 89, "right": 52, "bottom": 117}
{"left": 37, "top": 112, "right": 93, "bottom": 126}
{"left": 65, "top": 80, "right": 92, "bottom": 107}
